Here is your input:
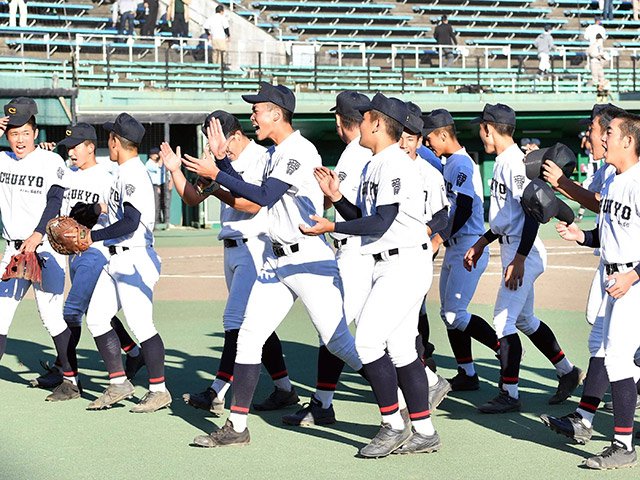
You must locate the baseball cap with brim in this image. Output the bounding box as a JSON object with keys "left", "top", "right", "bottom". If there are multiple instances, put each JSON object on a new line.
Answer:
{"left": 149, "top": 147, "right": 160, "bottom": 155}
{"left": 357, "top": 92, "right": 410, "bottom": 127}
{"left": 403, "top": 102, "right": 424, "bottom": 135}
{"left": 4, "top": 97, "right": 38, "bottom": 127}
{"left": 522, "top": 178, "right": 575, "bottom": 224}
{"left": 330, "top": 91, "right": 368, "bottom": 120}
{"left": 423, "top": 108, "right": 455, "bottom": 136}
{"left": 578, "top": 103, "right": 623, "bottom": 125}
{"left": 103, "top": 112, "right": 145, "bottom": 145}
{"left": 201, "top": 110, "right": 242, "bottom": 137}
{"left": 241, "top": 81, "right": 296, "bottom": 113}
{"left": 57, "top": 123, "right": 97, "bottom": 148}
{"left": 524, "top": 142, "right": 576, "bottom": 180}
{"left": 470, "top": 103, "right": 516, "bottom": 127}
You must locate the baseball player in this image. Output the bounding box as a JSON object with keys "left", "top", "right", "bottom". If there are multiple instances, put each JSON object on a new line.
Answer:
{"left": 0, "top": 97, "right": 79, "bottom": 400}
{"left": 302, "top": 93, "right": 440, "bottom": 457}
{"left": 185, "top": 82, "right": 362, "bottom": 447}
{"left": 423, "top": 108, "right": 501, "bottom": 392}
{"left": 159, "top": 111, "right": 298, "bottom": 416}
{"left": 464, "top": 103, "right": 582, "bottom": 413}
{"left": 540, "top": 105, "right": 640, "bottom": 445}
{"left": 399, "top": 102, "right": 453, "bottom": 409}
{"left": 83, "top": 113, "right": 170, "bottom": 413}
{"left": 548, "top": 112, "right": 640, "bottom": 469}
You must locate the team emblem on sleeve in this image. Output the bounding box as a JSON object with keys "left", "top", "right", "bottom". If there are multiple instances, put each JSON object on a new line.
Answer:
{"left": 391, "top": 178, "right": 401, "bottom": 194}
{"left": 125, "top": 184, "right": 136, "bottom": 195}
{"left": 338, "top": 171, "right": 347, "bottom": 182}
{"left": 456, "top": 172, "right": 467, "bottom": 187}
{"left": 513, "top": 175, "right": 526, "bottom": 189}
{"left": 57, "top": 167, "right": 65, "bottom": 180}
{"left": 286, "top": 159, "right": 301, "bottom": 175}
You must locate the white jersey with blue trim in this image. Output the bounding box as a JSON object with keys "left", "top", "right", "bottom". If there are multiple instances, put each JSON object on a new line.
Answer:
{"left": 262, "top": 130, "right": 324, "bottom": 245}
{"left": 443, "top": 147, "right": 485, "bottom": 236}
{"left": 0, "top": 147, "right": 67, "bottom": 241}
{"left": 218, "top": 140, "right": 268, "bottom": 240}
{"left": 105, "top": 156, "right": 155, "bottom": 247}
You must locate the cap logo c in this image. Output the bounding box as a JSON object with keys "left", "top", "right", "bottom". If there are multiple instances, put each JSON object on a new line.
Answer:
{"left": 7, "top": 107, "right": 16, "bottom": 114}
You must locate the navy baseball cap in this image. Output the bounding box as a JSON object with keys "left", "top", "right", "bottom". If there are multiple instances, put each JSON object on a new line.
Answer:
{"left": 149, "top": 147, "right": 160, "bottom": 155}
{"left": 242, "top": 81, "right": 296, "bottom": 113}
{"left": 470, "top": 103, "right": 516, "bottom": 127}
{"left": 103, "top": 112, "right": 145, "bottom": 145}
{"left": 524, "top": 142, "right": 576, "bottom": 180}
{"left": 520, "top": 137, "right": 532, "bottom": 147}
{"left": 330, "top": 91, "right": 368, "bottom": 120}
{"left": 423, "top": 108, "right": 455, "bottom": 136}
{"left": 57, "top": 123, "right": 97, "bottom": 148}
{"left": 403, "top": 102, "right": 424, "bottom": 135}
{"left": 4, "top": 97, "right": 38, "bottom": 127}
{"left": 579, "top": 103, "right": 625, "bottom": 125}
{"left": 202, "top": 110, "right": 242, "bottom": 137}
{"left": 358, "top": 92, "right": 409, "bottom": 127}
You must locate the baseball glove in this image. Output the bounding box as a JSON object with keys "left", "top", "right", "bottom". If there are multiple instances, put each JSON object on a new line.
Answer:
{"left": 1, "top": 252, "right": 43, "bottom": 283}
{"left": 69, "top": 202, "right": 101, "bottom": 229}
{"left": 46, "top": 216, "right": 92, "bottom": 255}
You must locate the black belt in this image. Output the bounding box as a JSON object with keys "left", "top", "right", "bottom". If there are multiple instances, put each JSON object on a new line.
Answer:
{"left": 372, "top": 243, "right": 428, "bottom": 262}
{"left": 223, "top": 238, "right": 247, "bottom": 248}
{"left": 6, "top": 240, "right": 23, "bottom": 249}
{"left": 443, "top": 238, "right": 457, "bottom": 247}
{"left": 605, "top": 262, "right": 634, "bottom": 275}
{"left": 108, "top": 246, "right": 130, "bottom": 256}
{"left": 333, "top": 238, "right": 349, "bottom": 249}
{"left": 272, "top": 243, "right": 299, "bottom": 258}
{"left": 498, "top": 235, "right": 512, "bottom": 244}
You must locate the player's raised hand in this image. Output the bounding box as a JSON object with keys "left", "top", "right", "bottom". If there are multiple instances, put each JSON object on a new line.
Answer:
{"left": 0, "top": 116, "right": 8, "bottom": 138}
{"left": 556, "top": 221, "right": 584, "bottom": 243}
{"left": 504, "top": 254, "right": 525, "bottom": 291}
{"left": 207, "top": 118, "right": 232, "bottom": 161}
{"left": 314, "top": 166, "right": 342, "bottom": 202}
{"left": 299, "top": 214, "right": 334, "bottom": 236}
{"left": 183, "top": 149, "right": 220, "bottom": 180}
{"left": 38, "top": 141, "right": 56, "bottom": 151}
{"left": 605, "top": 270, "right": 638, "bottom": 299}
{"left": 159, "top": 142, "right": 182, "bottom": 173}
{"left": 541, "top": 160, "right": 565, "bottom": 189}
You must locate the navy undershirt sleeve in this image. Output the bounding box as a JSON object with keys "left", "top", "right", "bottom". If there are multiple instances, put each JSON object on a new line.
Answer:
{"left": 578, "top": 227, "right": 600, "bottom": 249}
{"left": 216, "top": 172, "right": 289, "bottom": 208}
{"left": 448, "top": 193, "right": 473, "bottom": 239}
{"left": 516, "top": 212, "right": 539, "bottom": 257}
{"left": 334, "top": 203, "right": 398, "bottom": 236}
{"left": 215, "top": 157, "right": 243, "bottom": 181}
{"left": 333, "top": 195, "right": 362, "bottom": 220}
{"left": 91, "top": 202, "right": 141, "bottom": 242}
{"left": 427, "top": 206, "right": 449, "bottom": 236}
{"left": 35, "top": 185, "right": 64, "bottom": 235}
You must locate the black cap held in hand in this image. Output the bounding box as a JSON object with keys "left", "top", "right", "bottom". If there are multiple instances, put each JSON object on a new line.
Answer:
{"left": 103, "top": 112, "right": 146, "bottom": 145}
{"left": 241, "top": 81, "right": 296, "bottom": 113}
{"left": 524, "top": 142, "right": 576, "bottom": 180}
{"left": 4, "top": 97, "right": 38, "bottom": 127}
{"left": 521, "top": 178, "right": 575, "bottom": 224}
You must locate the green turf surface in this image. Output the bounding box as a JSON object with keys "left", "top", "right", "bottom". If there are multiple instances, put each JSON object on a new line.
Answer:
{"left": 1, "top": 299, "right": 636, "bottom": 480}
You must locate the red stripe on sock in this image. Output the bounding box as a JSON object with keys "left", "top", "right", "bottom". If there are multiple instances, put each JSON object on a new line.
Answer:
{"left": 614, "top": 426, "right": 634, "bottom": 434}
{"left": 216, "top": 371, "right": 233, "bottom": 382}
{"left": 550, "top": 351, "right": 565, "bottom": 364}
{"left": 316, "top": 382, "right": 337, "bottom": 391}
{"left": 231, "top": 405, "right": 249, "bottom": 414}
{"left": 409, "top": 410, "right": 431, "bottom": 420}
{"left": 578, "top": 401, "right": 598, "bottom": 413}
{"left": 63, "top": 371, "right": 77, "bottom": 377}
{"left": 456, "top": 357, "right": 473, "bottom": 364}
{"left": 122, "top": 343, "right": 136, "bottom": 353}
{"left": 149, "top": 376, "right": 165, "bottom": 384}
{"left": 108, "top": 371, "right": 126, "bottom": 379}
{"left": 502, "top": 376, "right": 519, "bottom": 384}
{"left": 380, "top": 403, "right": 399, "bottom": 414}
{"left": 494, "top": 341, "right": 501, "bottom": 351}
{"left": 270, "top": 370, "right": 288, "bottom": 380}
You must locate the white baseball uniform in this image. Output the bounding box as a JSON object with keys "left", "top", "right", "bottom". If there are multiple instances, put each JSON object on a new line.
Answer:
{"left": 0, "top": 147, "right": 68, "bottom": 338}
{"left": 415, "top": 156, "right": 448, "bottom": 227}
{"left": 235, "top": 130, "right": 361, "bottom": 371}
{"left": 218, "top": 140, "right": 272, "bottom": 331}
{"left": 440, "top": 147, "right": 489, "bottom": 330}
{"left": 354, "top": 144, "right": 432, "bottom": 367}
{"left": 489, "top": 143, "right": 545, "bottom": 338}
{"left": 85, "top": 156, "right": 161, "bottom": 344}
{"left": 330, "top": 136, "right": 374, "bottom": 325}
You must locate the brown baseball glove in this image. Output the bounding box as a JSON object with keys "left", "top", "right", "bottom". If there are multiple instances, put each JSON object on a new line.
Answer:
{"left": 46, "top": 216, "right": 92, "bottom": 255}
{"left": 1, "top": 252, "right": 43, "bottom": 283}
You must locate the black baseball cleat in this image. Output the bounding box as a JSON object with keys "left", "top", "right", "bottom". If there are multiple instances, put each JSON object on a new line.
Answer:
{"left": 125, "top": 353, "right": 146, "bottom": 380}
{"left": 478, "top": 390, "right": 521, "bottom": 414}
{"left": 183, "top": 387, "right": 225, "bottom": 416}
{"left": 86, "top": 380, "right": 135, "bottom": 410}
{"left": 603, "top": 394, "right": 640, "bottom": 412}
{"left": 193, "top": 420, "right": 250, "bottom": 447}
{"left": 253, "top": 386, "right": 299, "bottom": 411}
{"left": 548, "top": 366, "right": 584, "bottom": 405}
{"left": 30, "top": 361, "right": 63, "bottom": 389}
{"left": 539, "top": 412, "right": 593, "bottom": 444}
{"left": 45, "top": 378, "right": 82, "bottom": 402}
{"left": 448, "top": 368, "right": 480, "bottom": 391}
{"left": 583, "top": 441, "right": 637, "bottom": 470}
{"left": 393, "top": 430, "right": 442, "bottom": 455}
{"left": 282, "top": 396, "right": 336, "bottom": 426}
{"left": 359, "top": 423, "right": 412, "bottom": 458}
{"left": 429, "top": 374, "right": 452, "bottom": 410}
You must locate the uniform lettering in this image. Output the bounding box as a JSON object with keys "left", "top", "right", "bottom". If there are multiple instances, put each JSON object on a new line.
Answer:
{"left": 490, "top": 178, "right": 507, "bottom": 196}
{"left": 601, "top": 198, "right": 634, "bottom": 224}
{"left": 445, "top": 180, "right": 453, "bottom": 194}
{"left": 66, "top": 188, "right": 100, "bottom": 204}
{"left": 0, "top": 173, "right": 44, "bottom": 189}
{"left": 361, "top": 181, "right": 378, "bottom": 199}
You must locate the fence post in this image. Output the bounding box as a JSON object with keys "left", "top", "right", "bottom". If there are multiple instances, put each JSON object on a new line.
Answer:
{"left": 221, "top": 51, "right": 225, "bottom": 90}
{"left": 551, "top": 56, "right": 555, "bottom": 92}
{"left": 314, "top": 49, "right": 318, "bottom": 92}
{"left": 401, "top": 55, "right": 405, "bottom": 94}
{"left": 71, "top": 51, "right": 78, "bottom": 89}
{"left": 258, "top": 51, "right": 262, "bottom": 87}
{"left": 367, "top": 57, "right": 371, "bottom": 92}
{"left": 615, "top": 55, "right": 620, "bottom": 92}
{"left": 633, "top": 55, "right": 637, "bottom": 92}
{"left": 476, "top": 56, "right": 481, "bottom": 89}
{"left": 106, "top": 48, "right": 111, "bottom": 88}
{"left": 165, "top": 47, "right": 170, "bottom": 89}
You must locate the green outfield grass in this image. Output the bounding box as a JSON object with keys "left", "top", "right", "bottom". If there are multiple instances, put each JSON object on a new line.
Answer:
{"left": 0, "top": 298, "right": 635, "bottom": 480}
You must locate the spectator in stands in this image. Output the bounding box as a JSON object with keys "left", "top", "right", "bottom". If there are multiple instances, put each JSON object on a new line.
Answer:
{"left": 602, "top": 0, "right": 614, "bottom": 21}
{"left": 584, "top": 16, "right": 607, "bottom": 47}
{"left": 634, "top": 0, "right": 639, "bottom": 21}
{"left": 433, "top": 15, "right": 457, "bottom": 68}
{"left": 141, "top": 0, "right": 159, "bottom": 37}
{"left": 112, "top": 0, "right": 138, "bottom": 36}
{"left": 168, "top": 0, "right": 190, "bottom": 38}
{"left": 534, "top": 25, "right": 554, "bottom": 79}
{"left": 587, "top": 32, "right": 610, "bottom": 93}
{"left": 203, "top": 5, "right": 230, "bottom": 63}
{"left": 8, "top": 0, "right": 27, "bottom": 28}
{"left": 145, "top": 147, "right": 172, "bottom": 229}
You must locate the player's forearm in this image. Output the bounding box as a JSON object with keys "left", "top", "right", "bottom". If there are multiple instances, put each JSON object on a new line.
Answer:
{"left": 481, "top": 229, "right": 499, "bottom": 245}
{"left": 332, "top": 195, "right": 361, "bottom": 220}
{"left": 334, "top": 203, "right": 398, "bottom": 237}
{"left": 577, "top": 227, "right": 599, "bottom": 248}
{"left": 35, "top": 185, "right": 64, "bottom": 235}
{"left": 516, "top": 212, "right": 539, "bottom": 257}
{"left": 91, "top": 203, "right": 141, "bottom": 242}
{"left": 555, "top": 177, "right": 600, "bottom": 213}
{"left": 214, "top": 189, "right": 260, "bottom": 214}
{"left": 215, "top": 157, "right": 243, "bottom": 181}
{"left": 447, "top": 193, "right": 473, "bottom": 239}
{"left": 169, "top": 168, "right": 202, "bottom": 206}
{"left": 216, "top": 172, "right": 288, "bottom": 208}
{"left": 426, "top": 206, "right": 449, "bottom": 236}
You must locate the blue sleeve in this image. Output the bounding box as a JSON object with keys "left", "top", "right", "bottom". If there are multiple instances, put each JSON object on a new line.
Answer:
{"left": 578, "top": 227, "right": 600, "bottom": 249}
{"left": 216, "top": 157, "right": 243, "bottom": 181}
{"left": 216, "top": 171, "right": 289, "bottom": 208}
{"left": 333, "top": 195, "right": 362, "bottom": 220}
{"left": 334, "top": 203, "right": 398, "bottom": 236}
{"left": 516, "top": 212, "right": 539, "bottom": 257}
{"left": 35, "top": 185, "right": 64, "bottom": 235}
{"left": 91, "top": 202, "right": 141, "bottom": 242}
{"left": 416, "top": 146, "right": 443, "bottom": 173}
{"left": 427, "top": 206, "right": 449, "bottom": 235}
